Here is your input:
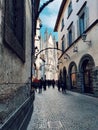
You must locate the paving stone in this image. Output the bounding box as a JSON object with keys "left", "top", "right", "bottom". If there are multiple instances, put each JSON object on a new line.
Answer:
{"left": 27, "top": 87, "right": 98, "bottom": 130}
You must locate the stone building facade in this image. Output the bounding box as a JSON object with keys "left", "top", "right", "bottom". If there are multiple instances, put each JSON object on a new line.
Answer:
{"left": 54, "top": 0, "right": 98, "bottom": 96}
{"left": 0, "top": 0, "right": 40, "bottom": 124}
{"left": 34, "top": 18, "right": 43, "bottom": 80}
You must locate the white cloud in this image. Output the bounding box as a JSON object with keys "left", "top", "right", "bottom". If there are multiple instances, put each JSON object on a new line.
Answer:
{"left": 40, "top": 0, "right": 62, "bottom": 29}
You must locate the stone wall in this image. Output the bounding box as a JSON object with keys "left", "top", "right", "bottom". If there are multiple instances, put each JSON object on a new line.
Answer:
{"left": 0, "top": 0, "right": 32, "bottom": 124}
{"left": 0, "top": 92, "right": 35, "bottom": 130}
{"left": 92, "top": 66, "right": 98, "bottom": 96}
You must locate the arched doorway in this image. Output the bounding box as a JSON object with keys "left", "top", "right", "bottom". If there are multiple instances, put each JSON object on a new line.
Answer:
{"left": 79, "top": 54, "right": 95, "bottom": 93}
{"left": 69, "top": 62, "right": 77, "bottom": 90}
{"left": 63, "top": 67, "right": 67, "bottom": 89}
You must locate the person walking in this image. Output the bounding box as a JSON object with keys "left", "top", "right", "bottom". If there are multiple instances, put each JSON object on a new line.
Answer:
{"left": 38, "top": 78, "right": 43, "bottom": 93}
{"left": 61, "top": 81, "right": 66, "bottom": 93}
{"left": 32, "top": 77, "right": 39, "bottom": 92}
{"left": 52, "top": 79, "right": 55, "bottom": 89}
{"left": 43, "top": 79, "right": 46, "bottom": 91}
{"left": 57, "top": 80, "right": 61, "bottom": 91}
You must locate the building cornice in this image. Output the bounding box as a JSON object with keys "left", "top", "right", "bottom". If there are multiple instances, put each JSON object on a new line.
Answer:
{"left": 54, "top": 0, "right": 67, "bottom": 32}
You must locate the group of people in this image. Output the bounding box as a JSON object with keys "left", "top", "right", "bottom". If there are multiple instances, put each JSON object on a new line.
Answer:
{"left": 31, "top": 77, "right": 45, "bottom": 93}
{"left": 31, "top": 77, "right": 66, "bottom": 93}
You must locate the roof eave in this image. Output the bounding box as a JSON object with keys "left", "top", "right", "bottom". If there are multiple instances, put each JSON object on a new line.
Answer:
{"left": 54, "top": 0, "right": 67, "bottom": 32}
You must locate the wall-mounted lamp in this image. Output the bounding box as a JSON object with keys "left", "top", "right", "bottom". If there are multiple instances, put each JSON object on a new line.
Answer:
{"left": 64, "top": 56, "right": 68, "bottom": 59}
{"left": 73, "top": 46, "right": 78, "bottom": 53}
{"left": 82, "top": 33, "right": 91, "bottom": 45}
{"left": 58, "top": 60, "right": 62, "bottom": 64}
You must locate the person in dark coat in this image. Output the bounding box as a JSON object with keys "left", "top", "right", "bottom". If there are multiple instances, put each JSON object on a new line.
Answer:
{"left": 52, "top": 79, "right": 55, "bottom": 88}
{"left": 38, "top": 78, "right": 43, "bottom": 93}
{"left": 32, "top": 77, "right": 39, "bottom": 92}
{"left": 58, "top": 80, "right": 61, "bottom": 91}
{"left": 43, "top": 79, "right": 46, "bottom": 90}
{"left": 61, "top": 81, "right": 66, "bottom": 93}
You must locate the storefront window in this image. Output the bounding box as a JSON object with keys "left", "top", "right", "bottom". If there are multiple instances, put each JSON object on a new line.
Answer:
{"left": 70, "top": 65, "right": 77, "bottom": 89}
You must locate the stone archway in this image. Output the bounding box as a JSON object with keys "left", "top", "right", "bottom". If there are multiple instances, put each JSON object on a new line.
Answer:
{"left": 79, "top": 54, "right": 95, "bottom": 93}
{"left": 68, "top": 62, "right": 77, "bottom": 90}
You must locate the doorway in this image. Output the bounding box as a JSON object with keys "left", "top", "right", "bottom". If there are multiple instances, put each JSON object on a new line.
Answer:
{"left": 79, "top": 54, "right": 95, "bottom": 93}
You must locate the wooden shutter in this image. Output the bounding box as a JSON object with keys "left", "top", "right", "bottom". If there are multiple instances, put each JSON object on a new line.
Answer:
{"left": 72, "top": 25, "right": 75, "bottom": 42}
{"left": 64, "top": 35, "right": 66, "bottom": 49}
{"left": 67, "top": 32, "right": 69, "bottom": 47}
{"left": 85, "top": 6, "right": 89, "bottom": 29}
{"left": 77, "top": 19, "right": 80, "bottom": 37}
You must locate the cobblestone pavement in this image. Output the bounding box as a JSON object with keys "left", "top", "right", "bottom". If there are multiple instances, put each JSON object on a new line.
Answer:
{"left": 27, "top": 86, "right": 98, "bottom": 130}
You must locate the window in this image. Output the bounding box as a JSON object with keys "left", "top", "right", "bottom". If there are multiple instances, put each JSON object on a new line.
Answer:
{"left": 56, "top": 42, "right": 58, "bottom": 49}
{"left": 79, "top": 13, "right": 85, "bottom": 34}
{"left": 67, "top": 22, "right": 74, "bottom": 46}
{"left": 4, "top": 0, "right": 25, "bottom": 62}
{"left": 61, "top": 18, "right": 64, "bottom": 31}
{"left": 68, "top": 29, "right": 72, "bottom": 45}
{"left": 61, "top": 35, "right": 65, "bottom": 52}
{"left": 77, "top": 2, "right": 89, "bottom": 37}
{"left": 68, "top": 1, "right": 72, "bottom": 17}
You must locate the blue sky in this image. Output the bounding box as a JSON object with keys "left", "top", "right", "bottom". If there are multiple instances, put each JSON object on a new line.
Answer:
{"left": 39, "top": 0, "right": 62, "bottom": 41}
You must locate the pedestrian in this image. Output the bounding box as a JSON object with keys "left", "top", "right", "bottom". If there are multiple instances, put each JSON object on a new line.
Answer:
{"left": 38, "top": 78, "right": 43, "bottom": 93}
{"left": 43, "top": 79, "right": 46, "bottom": 91}
{"left": 33, "top": 77, "right": 39, "bottom": 92}
{"left": 58, "top": 80, "right": 61, "bottom": 91}
{"left": 52, "top": 79, "right": 55, "bottom": 89}
{"left": 61, "top": 81, "right": 66, "bottom": 93}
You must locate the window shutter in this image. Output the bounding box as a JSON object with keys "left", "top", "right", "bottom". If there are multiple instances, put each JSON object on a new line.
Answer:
{"left": 64, "top": 35, "right": 66, "bottom": 50}
{"left": 85, "top": 6, "right": 89, "bottom": 29}
{"left": 72, "top": 25, "right": 75, "bottom": 42}
{"left": 67, "top": 32, "right": 69, "bottom": 47}
{"left": 77, "top": 19, "right": 80, "bottom": 37}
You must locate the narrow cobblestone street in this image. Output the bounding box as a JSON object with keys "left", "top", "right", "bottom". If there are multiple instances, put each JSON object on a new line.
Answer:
{"left": 27, "top": 86, "right": 98, "bottom": 130}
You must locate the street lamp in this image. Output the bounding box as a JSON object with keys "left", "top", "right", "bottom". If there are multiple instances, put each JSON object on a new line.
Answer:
{"left": 82, "top": 33, "right": 92, "bottom": 45}
{"left": 73, "top": 46, "right": 78, "bottom": 53}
